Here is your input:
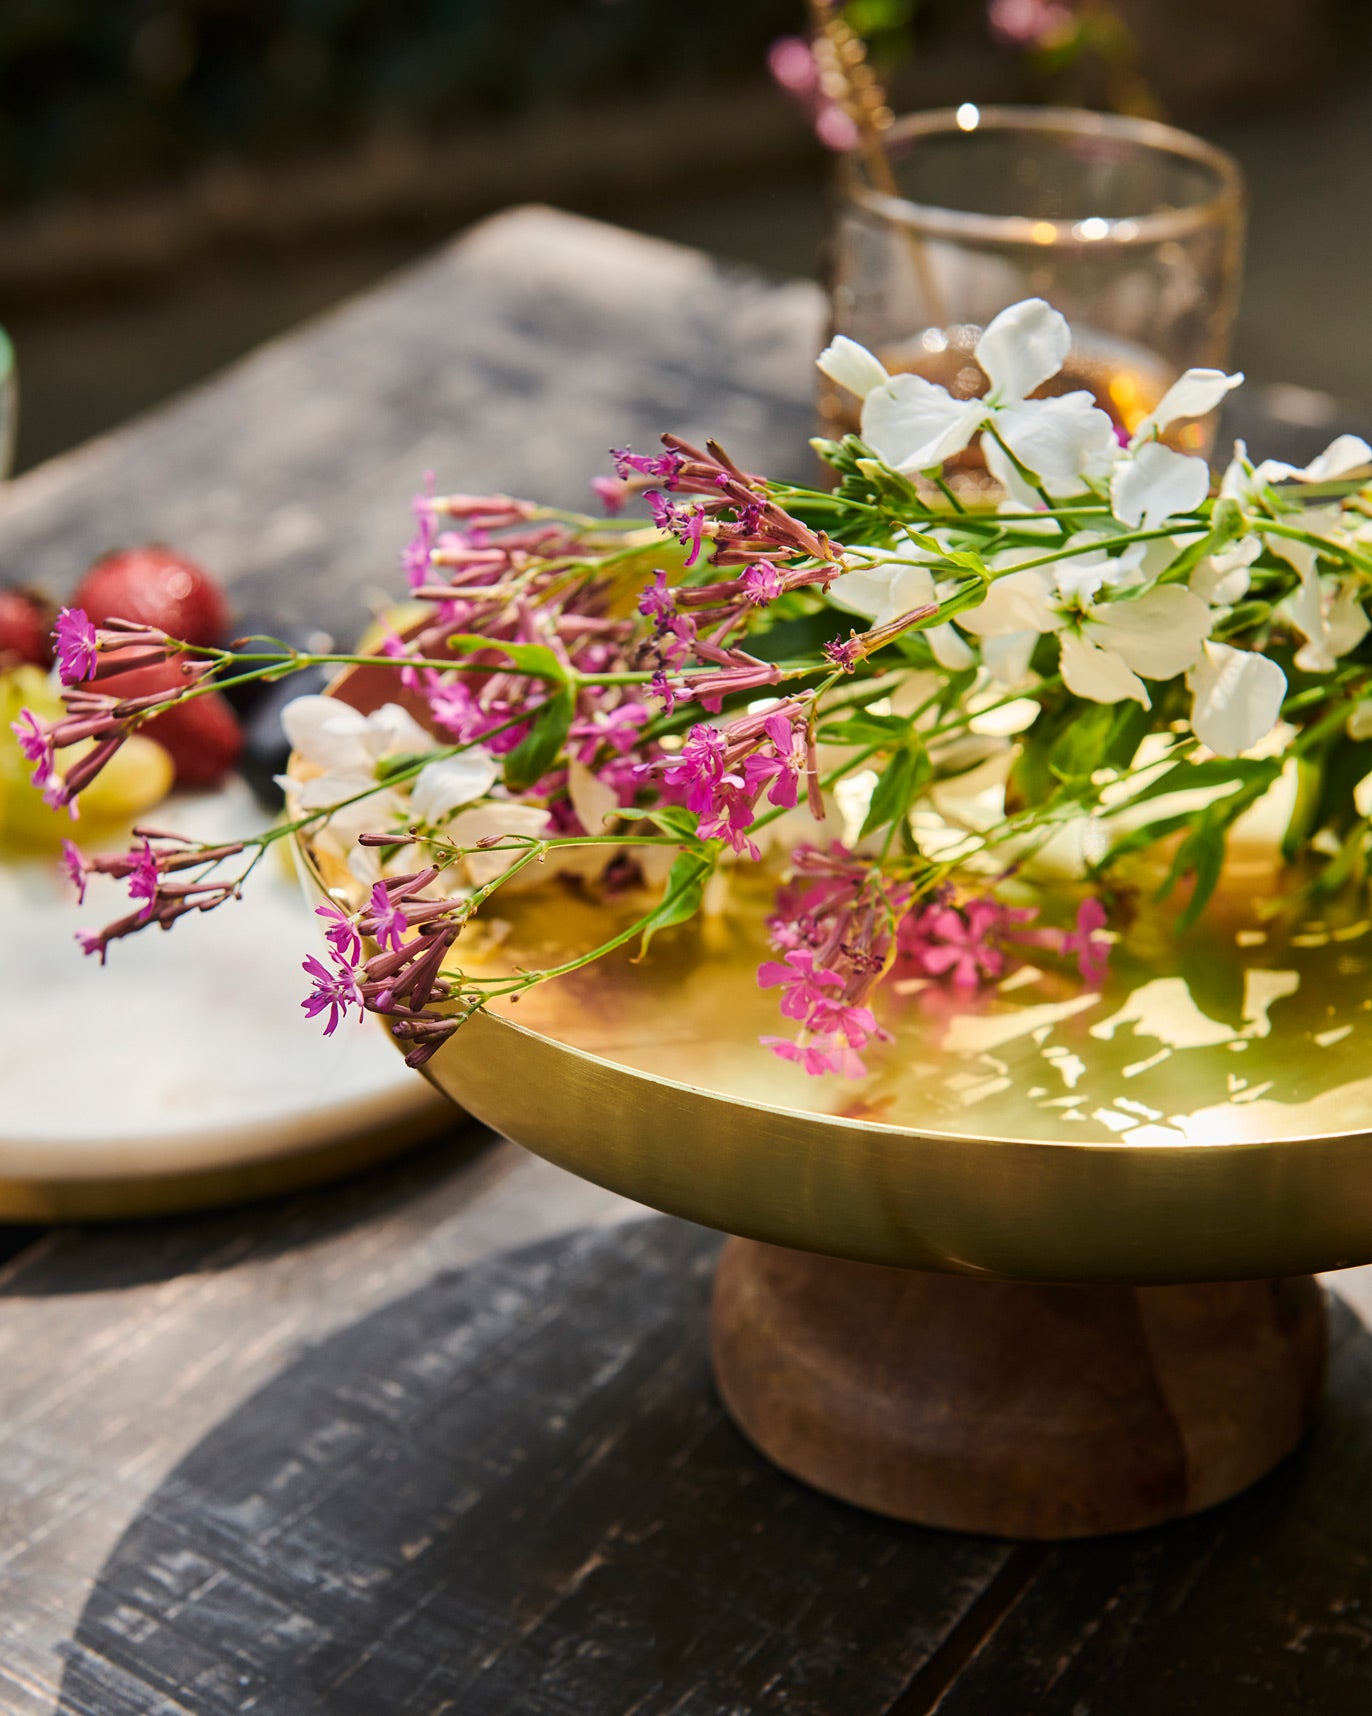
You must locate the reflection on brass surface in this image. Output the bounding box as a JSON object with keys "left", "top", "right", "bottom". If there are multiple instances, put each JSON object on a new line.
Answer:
{"left": 301, "top": 665, "right": 1372, "bottom": 1285}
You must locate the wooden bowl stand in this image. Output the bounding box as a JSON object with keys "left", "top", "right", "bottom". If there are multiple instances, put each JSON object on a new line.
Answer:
{"left": 711, "top": 1239, "right": 1326, "bottom": 1538}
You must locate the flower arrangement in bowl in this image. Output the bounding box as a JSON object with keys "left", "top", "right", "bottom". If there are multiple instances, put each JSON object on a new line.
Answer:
{"left": 16, "top": 298, "right": 1372, "bottom": 1535}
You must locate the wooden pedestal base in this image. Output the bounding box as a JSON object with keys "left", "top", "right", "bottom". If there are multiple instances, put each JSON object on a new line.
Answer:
{"left": 711, "top": 1239, "right": 1327, "bottom": 1539}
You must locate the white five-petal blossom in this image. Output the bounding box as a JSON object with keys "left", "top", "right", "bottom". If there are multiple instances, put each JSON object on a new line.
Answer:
{"left": 1187, "top": 641, "right": 1288, "bottom": 757}
{"left": 961, "top": 554, "right": 1209, "bottom": 706}
{"left": 820, "top": 299, "right": 1117, "bottom": 492}
{"left": 282, "top": 695, "right": 499, "bottom": 880}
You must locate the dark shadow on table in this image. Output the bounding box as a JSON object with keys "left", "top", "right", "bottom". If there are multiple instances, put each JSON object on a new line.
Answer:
{"left": 52, "top": 1217, "right": 1370, "bottom": 1716}
{"left": 0, "top": 1122, "right": 489, "bottom": 1298}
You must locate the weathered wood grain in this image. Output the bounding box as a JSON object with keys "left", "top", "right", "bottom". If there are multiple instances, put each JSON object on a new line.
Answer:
{"left": 0, "top": 208, "right": 1367, "bottom": 1715}
{"left": 0, "top": 206, "right": 825, "bottom": 638}
{"left": 48, "top": 1217, "right": 1012, "bottom": 1716}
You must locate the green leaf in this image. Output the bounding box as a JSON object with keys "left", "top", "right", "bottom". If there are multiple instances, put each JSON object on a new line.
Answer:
{"left": 1155, "top": 774, "right": 1278, "bottom": 928}
{"left": 447, "top": 636, "right": 568, "bottom": 682}
{"left": 1157, "top": 496, "right": 1246, "bottom": 584}
{"left": 633, "top": 804, "right": 703, "bottom": 842}
{"left": 861, "top": 742, "right": 931, "bottom": 839}
{"left": 818, "top": 709, "right": 913, "bottom": 745}
{"left": 637, "top": 851, "right": 714, "bottom": 956}
{"left": 1126, "top": 755, "right": 1280, "bottom": 808}
{"left": 502, "top": 685, "right": 575, "bottom": 792}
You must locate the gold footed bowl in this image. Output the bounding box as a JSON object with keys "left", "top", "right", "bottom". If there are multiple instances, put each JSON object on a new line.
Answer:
{"left": 301, "top": 663, "right": 1371, "bottom": 1538}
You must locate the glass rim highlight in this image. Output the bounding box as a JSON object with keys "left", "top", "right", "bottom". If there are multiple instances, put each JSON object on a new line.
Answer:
{"left": 840, "top": 104, "right": 1245, "bottom": 251}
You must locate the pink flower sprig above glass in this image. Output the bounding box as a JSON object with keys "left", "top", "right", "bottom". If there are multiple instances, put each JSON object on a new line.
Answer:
{"left": 16, "top": 297, "right": 1372, "bottom": 1074}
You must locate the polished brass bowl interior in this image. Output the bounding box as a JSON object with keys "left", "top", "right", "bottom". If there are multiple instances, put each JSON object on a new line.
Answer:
{"left": 298, "top": 660, "right": 1372, "bottom": 1286}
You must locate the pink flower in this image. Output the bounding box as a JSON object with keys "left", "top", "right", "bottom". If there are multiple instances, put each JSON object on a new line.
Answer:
{"left": 591, "top": 475, "right": 630, "bottom": 514}
{"left": 647, "top": 493, "right": 707, "bottom": 567}
{"left": 757, "top": 947, "right": 844, "bottom": 1022}
{"left": 315, "top": 903, "right": 363, "bottom": 965}
{"left": 740, "top": 562, "right": 783, "bottom": 605}
{"left": 637, "top": 571, "right": 677, "bottom": 623}
{"left": 301, "top": 953, "right": 364, "bottom": 1036}
{"left": 812, "top": 999, "right": 883, "bottom": 1051}
{"left": 60, "top": 839, "right": 89, "bottom": 904}
{"left": 568, "top": 700, "right": 650, "bottom": 765}
{"left": 658, "top": 724, "right": 730, "bottom": 817}
{"left": 127, "top": 839, "right": 160, "bottom": 921}
{"left": 741, "top": 711, "right": 805, "bottom": 810}
{"left": 378, "top": 630, "right": 422, "bottom": 691}
{"left": 53, "top": 608, "right": 99, "bottom": 685}
{"left": 11, "top": 708, "right": 55, "bottom": 790}
{"left": 1062, "top": 897, "right": 1111, "bottom": 985}
{"left": 823, "top": 633, "right": 862, "bottom": 672}
{"left": 611, "top": 447, "right": 683, "bottom": 487}
{"left": 401, "top": 504, "right": 437, "bottom": 588}
{"left": 366, "top": 880, "right": 411, "bottom": 953}
{"left": 767, "top": 36, "right": 819, "bottom": 98}
{"left": 762, "top": 1032, "right": 867, "bottom": 1078}
{"left": 902, "top": 900, "right": 1011, "bottom": 989}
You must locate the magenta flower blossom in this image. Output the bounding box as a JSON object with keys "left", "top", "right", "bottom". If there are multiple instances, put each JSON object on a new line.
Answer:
{"left": 1061, "top": 897, "right": 1111, "bottom": 984}
{"left": 59, "top": 839, "right": 89, "bottom": 903}
{"left": 647, "top": 493, "right": 707, "bottom": 567}
{"left": 378, "top": 629, "right": 423, "bottom": 691}
{"left": 741, "top": 711, "right": 805, "bottom": 810}
{"left": 757, "top": 947, "right": 844, "bottom": 1022}
{"left": 315, "top": 903, "right": 363, "bottom": 966}
{"left": 659, "top": 724, "right": 730, "bottom": 817}
{"left": 762, "top": 1031, "right": 867, "bottom": 1078}
{"left": 568, "top": 700, "right": 650, "bottom": 765}
{"left": 301, "top": 953, "right": 365, "bottom": 1036}
{"left": 127, "top": 839, "right": 160, "bottom": 921}
{"left": 823, "top": 633, "right": 863, "bottom": 672}
{"left": 740, "top": 562, "right": 783, "bottom": 605}
{"left": 11, "top": 708, "right": 56, "bottom": 790}
{"left": 637, "top": 571, "right": 677, "bottom": 623}
{"left": 591, "top": 475, "right": 630, "bottom": 514}
{"left": 902, "top": 900, "right": 1012, "bottom": 989}
{"left": 365, "top": 880, "right": 411, "bottom": 953}
{"left": 54, "top": 607, "right": 100, "bottom": 685}
{"left": 611, "top": 446, "right": 683, "bottom": 487}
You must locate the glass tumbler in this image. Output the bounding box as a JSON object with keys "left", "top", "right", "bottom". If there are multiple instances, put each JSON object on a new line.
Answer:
{"left": 823, "top": 105, "right": 1245, "bottom": 456}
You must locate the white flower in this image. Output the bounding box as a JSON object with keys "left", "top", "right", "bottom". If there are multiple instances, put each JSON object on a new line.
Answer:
{"left": 283, "top": 696, "right": 432, "bottom": 774}
{"left": 1104, "top": 366, "right": 1242, "bottom": 533}
{"left": 1129, "top": 368, "right": 1243, "bottom": 446}
{"left": 409, "top": 751, "right": 500, "bottom": 824}
{"left": 820, "top": 300, "right": 1117, "bottom": 493}
{"left": 961, "top": 558, "right": 1209, "bottom": 706}
{"left": 281, "top": 698, "right": 436, "bottom": 877}
{"left": 1110, "top": 439, "right": 1211, "bottom": 531}
{"left": 816, "top": 335, "right": 892, "bottom": 401}
{"left": 1220, "top": 434, "right": 1372, "bottom": 507}
{"left": 1190, "top": 535, "right": 1260, "bottom": 607}
{"left": 1187, "top": 641, "right": 1288, "bottom": 756}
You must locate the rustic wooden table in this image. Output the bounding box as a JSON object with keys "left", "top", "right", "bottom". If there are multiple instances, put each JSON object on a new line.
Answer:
{"left": 0, "top": 208, "right": 1368, "bottom": 1716}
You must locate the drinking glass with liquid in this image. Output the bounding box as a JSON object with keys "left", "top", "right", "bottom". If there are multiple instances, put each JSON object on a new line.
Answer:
{"left": 823, "top": 106, "right": 1245, "bottom": 470}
